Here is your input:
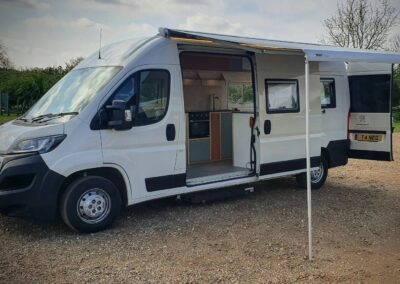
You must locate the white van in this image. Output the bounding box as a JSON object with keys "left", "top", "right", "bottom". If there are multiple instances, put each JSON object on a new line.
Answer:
{"left": 0, "top": 29, "right": 396, "bottom": 232}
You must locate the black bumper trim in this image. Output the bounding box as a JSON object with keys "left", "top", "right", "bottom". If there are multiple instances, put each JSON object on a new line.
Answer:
{"left": 0, "top": 154, "right": 65, "bottom": 221}
{"left": 326, "top": 139, "right": 349, "bottom": 168}
{"left": 348, "top": 150, "right": 392, "bottom": 161}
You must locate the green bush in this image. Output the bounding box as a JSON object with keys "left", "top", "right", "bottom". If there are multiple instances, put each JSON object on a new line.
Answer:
{"left": 0, "top": 57, "right": 83, "bottom": 114}
{"left": 393, "top": 106, "right": 400, "bottom": 122}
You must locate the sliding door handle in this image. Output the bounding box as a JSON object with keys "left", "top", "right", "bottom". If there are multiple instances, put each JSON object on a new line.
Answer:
{"left": 264, "top": 120, "right": 271, "bottom": 134}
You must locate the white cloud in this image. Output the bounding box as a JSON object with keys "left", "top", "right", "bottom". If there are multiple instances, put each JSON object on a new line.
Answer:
{"left": 0, "top": 0, "right": 50, "bottom": 10}
{"left": 83, "top": 0, "right": 221, "bottom": 16}
{"left": 179, "top": 13, "right": 244, "bottom": 35}
{"left": 128, "top": 23, "right": 157, "bottom": 37}
{"left": 24, "top": 16, "right": 110, "bottom": 32}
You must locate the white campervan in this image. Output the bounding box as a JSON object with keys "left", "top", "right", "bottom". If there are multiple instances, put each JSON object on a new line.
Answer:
{"left": 0, "top": 29, "right": 397, "bottom": 232}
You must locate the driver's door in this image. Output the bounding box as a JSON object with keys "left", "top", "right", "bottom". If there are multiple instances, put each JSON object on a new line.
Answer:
{"left": 100, "top": 65, "right": 184, "bottom": 202}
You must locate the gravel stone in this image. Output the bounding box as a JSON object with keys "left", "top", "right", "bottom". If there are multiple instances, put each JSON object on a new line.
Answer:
{"left": 0, "top": 135, "right": 399, "bottom": 283}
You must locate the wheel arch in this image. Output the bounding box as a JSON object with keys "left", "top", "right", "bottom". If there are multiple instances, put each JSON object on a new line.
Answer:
{"left": 321, "top": 147, "right": 331, "bottom": 168}
{"left": 58, "top": 167, "right": 130, "bottom": 212}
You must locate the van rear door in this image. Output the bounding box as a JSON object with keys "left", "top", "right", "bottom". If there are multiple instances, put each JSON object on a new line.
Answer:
{"left": 347, "top": 63, "right": 393, "bottom": 161}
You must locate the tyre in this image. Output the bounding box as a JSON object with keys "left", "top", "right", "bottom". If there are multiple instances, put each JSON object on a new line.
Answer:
{"left": 296, "top": 155, "right": 328, "bottom": 190}
{"left": 60, "top": 176, "right": 121, "bottom": 233}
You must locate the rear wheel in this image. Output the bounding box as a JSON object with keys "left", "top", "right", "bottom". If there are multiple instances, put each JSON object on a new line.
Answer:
{"left": 60, "top": 176, "right": 121, "bottom": 233}
{"left": 296, "top": 155, "right": 328, "bottom": 190}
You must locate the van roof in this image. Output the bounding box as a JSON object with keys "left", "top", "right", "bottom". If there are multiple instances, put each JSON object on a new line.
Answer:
{"left": 76, "top": 36, "right": 156, "bottom": 69}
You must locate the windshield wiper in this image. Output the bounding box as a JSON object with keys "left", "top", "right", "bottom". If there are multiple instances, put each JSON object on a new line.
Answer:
{"left": 16, "top": 116, "right": 29, "bottom": 122}
{"left": 31, "top": 112, "right": 79, "bottom": 122}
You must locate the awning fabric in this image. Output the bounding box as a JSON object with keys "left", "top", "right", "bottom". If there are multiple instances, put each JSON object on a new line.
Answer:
{"left": 159, "top": 28, "right": 400, "bottom": 63}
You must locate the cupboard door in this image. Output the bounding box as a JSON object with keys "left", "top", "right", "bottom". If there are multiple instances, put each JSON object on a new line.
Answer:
{"left": 211, "top": 112, "right": 221, "bottom": 161}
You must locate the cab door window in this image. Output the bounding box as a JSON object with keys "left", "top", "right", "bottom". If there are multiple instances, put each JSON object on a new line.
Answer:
{"left": 136, "top": 70, "right": 170, "bottom": 126}
{"left": 110, "top": 69, "right": 170, "bottom": 126}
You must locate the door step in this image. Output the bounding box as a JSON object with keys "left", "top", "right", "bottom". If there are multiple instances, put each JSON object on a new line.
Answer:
{"left": 179, "top": 185, "right": 255, "bottom": 204}
{"left": 186, "top": 170, "right": 251, "bottom": 186}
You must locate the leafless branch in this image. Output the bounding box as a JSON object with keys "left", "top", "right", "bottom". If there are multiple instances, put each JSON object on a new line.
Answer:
{"left": 387, "top": 33, "right": 400, "bottom": 52}
{"left": 322, "top": 0, "right": 399, "bottom": 50}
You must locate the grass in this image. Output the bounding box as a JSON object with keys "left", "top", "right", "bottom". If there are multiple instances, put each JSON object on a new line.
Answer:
{"left": 0, "top": 114, "right": 18, "bottom": 125}
{"left": 394, "top": 121, "right": 400, "bottom": 133}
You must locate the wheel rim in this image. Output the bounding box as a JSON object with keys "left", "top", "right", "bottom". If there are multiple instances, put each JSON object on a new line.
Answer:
{"left": 310, "top": 162, "right": 324, "bottom": 184}
{"left": 77, "top": 188, "right": 111, "bottom": 224}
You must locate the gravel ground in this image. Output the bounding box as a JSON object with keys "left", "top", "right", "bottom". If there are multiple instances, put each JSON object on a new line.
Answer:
{"left": 1, "top": 135, "right": 399, "bottom": 283}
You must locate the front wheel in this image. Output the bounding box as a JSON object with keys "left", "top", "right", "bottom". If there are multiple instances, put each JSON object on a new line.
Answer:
{"left": 296, "top": 155, "right": 328, "bottom": 190}
{"left": 60, "top": 176, "right": 121, "bottom": 233}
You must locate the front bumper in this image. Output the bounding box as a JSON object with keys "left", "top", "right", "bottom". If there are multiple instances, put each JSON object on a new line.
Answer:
{"left": 0, "top": 153, "right": 65, "bottom": 222}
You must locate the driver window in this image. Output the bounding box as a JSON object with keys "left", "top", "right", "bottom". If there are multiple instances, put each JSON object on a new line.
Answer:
{"left": 112, "top": 75, "right": 137, "bottom": 105}
{"left": 136, "top": 70, "right": 170, "bottom": 126}
{"left": 110, "top": 69, "right": 170, "bottom": 127}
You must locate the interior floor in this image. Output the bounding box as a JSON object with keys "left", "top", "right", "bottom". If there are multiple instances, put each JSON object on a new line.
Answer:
{"left": 186, "top": 160, "right": 250, "bottom": 181}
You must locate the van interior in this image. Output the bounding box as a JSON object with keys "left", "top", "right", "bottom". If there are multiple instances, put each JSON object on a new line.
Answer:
{"left": 180, "top": 53, "right": 256, "bottom": 185}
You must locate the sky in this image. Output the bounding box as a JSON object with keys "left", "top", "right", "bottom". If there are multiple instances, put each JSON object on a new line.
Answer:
{"left": 1, "top": 0, "right": 400, "bottom": 68}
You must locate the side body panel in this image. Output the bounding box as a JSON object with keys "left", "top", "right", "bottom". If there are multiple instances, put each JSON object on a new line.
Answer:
{"left": 256, "top": 53, "right": 322, "bottom": 177}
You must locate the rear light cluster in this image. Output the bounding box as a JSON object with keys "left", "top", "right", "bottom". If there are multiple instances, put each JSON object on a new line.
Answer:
{"left": 249, "top": 116, "right": 255, "bottom": 128}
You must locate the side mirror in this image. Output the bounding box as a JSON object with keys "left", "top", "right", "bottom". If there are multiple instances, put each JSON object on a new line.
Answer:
{"left": 105, "top": 100, "right": 133, "bottom": 131}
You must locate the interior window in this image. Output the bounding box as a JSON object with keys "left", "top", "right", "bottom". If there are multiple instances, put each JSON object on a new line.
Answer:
{"left": 228, "top": 83, "right": 254, "bottom": 111}
{"left": 265, "top": 79, "right": 299, "bottom": 113}
{"left": 320, "top": 78, "right": 336, "bottom": 108}
{"left": 349, "top": 74, "right": 391, "bottom": 113}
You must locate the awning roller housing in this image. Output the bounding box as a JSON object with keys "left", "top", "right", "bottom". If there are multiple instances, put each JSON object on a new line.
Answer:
{"left": 160, "top": 27, "right": 400, "bottom": 63}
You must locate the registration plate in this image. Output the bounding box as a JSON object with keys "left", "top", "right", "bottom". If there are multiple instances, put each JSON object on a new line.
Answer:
{"left": 355, "top": 134, "right": 383, "bottom": 142}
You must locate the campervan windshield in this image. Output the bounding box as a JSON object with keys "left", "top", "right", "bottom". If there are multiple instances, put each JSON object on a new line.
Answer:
{"left": 23, "top": 66, "right": 122, "bottom": 120}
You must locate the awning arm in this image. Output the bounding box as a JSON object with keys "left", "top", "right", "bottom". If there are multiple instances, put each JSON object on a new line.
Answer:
{"left": 305, "top": 56, "right": 313, "bottom": 261}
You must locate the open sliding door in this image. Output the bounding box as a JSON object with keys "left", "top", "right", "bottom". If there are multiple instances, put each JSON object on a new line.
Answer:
{"left": 347, "top": 63, "right": 393, "bottom": 161}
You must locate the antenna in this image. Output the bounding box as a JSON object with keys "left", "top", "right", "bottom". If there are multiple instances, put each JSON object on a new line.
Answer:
{"left": 98, "top": 27, "right": 102, "bottom": 59}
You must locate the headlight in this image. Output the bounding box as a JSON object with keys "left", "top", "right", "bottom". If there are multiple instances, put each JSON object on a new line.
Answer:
{"left": 9, "top": 135, "right": 66, "bottom": 154}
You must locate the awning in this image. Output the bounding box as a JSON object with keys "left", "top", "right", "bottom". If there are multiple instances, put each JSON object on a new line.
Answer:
{"left": 159, "top": 28, "right": 400, "bottom": 63}
{"left": 160, "top": 27, "right": 400, "bottom": 261}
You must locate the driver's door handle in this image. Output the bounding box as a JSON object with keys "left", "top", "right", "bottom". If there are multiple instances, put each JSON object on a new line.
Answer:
{"left": 166, "top": 124, "right": 176, "bottom": 141}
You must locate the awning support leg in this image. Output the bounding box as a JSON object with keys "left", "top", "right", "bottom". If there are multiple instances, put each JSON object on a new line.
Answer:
{"left": 305, "top": 57, "right": 313, "bottom": 261}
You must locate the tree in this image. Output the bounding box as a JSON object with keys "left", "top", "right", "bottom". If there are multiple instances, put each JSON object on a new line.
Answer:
{"left": 387, "top": 33, "right": 400, "bottom": 52}
{"left": 0, "top": 43, "right": 13, "bottom": 69}
{"left": 322, "top": 0, "right": 399, "bottom": 50}
{"left": 65, "top": 57, "right": 84, "bottom": 73}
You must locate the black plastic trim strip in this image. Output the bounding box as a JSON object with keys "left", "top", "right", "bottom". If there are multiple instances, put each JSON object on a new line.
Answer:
{"left": 326, "top": 139, "right": 349, "bottom": 168}
{"left": 260, "top": 156, "right": 320, "bottom": 176}
{"left": 348, "top": 150, "right": 391, "bottom": 161}
{"left": 145, "top": 173, "right": 186, "bottom": 192}
{"left": 349, "top": 129, "right": 387, "bottom": 134}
